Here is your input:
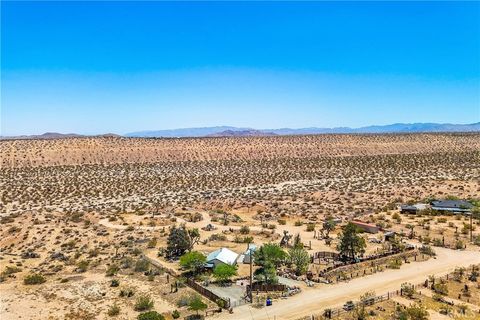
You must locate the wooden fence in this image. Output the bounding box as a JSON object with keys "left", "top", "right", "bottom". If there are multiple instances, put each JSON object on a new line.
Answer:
{"left": 321, "top": 247, "right": 416, "bottom": 278}
{"left": 319, "top": 289, "right": 401, "bottom": 319}
{"left": 144, "top": 255, "right": 230, "bottom": 309}
{"left": 311, "top": 251, "right": 340, "bottom": 262}
{"left": 185, "top": 278, "right": 230, "bottom": 309}
{"left": 247, "top": 283, "right": 286, "bottom": 293}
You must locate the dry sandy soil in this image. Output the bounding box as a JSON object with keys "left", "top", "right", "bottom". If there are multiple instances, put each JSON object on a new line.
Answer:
{"left": 1, "top": 133, "right": 479, "bottom": 319}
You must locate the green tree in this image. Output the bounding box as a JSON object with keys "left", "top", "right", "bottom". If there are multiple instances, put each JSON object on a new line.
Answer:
{"left": 213, "top": 264, "right": 237, "bottom": 284}
{"left": 188, "top": 295, "right": 207, "bottom": 315}
{"left": 179, "top": 251, "right": 206, "bottom": 275}
{"left": 254, "top": 243, "right": 287, "bottom": 268}
{"left": 288, "top": 247, "right": 310, "bottom": 276}
{"left": 337, "top": 222, "right": 366, "bottom": 261}
{"left": 253, "top": 243, "right": 287, "bottom": 284}
{"left": 166, "top": 225, "right": 200, "bottom": 258}
{"left": 254, "top": 263, "right": 278, "bottom": 284}
{"left": 137, "top": 311, "right": 165, "bottom": 320}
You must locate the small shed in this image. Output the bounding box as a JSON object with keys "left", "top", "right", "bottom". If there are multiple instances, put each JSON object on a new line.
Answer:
{"left": 242, "top": 244, "right": 257, "bottom": 264}
{"left": 400, "top": 203, "right": 428, "bottom": 214}
{"left": 384, "top": 231, "right": 396, "bottom": 241}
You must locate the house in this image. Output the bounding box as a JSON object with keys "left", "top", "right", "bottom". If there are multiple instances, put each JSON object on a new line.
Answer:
{"left": 242, "top": 244, "right": 257, "bottom": 264}
{"left": 400, "top": 203, "right": 428, "bottom": 214}
{"left": 205, "top": 248, "right": 239, "bottom": 268}
{"left": 430, "top": 200, "right": 473, "bottom": 213}
{"left": 351, "top": 220, "right": 380, "bottom": 234}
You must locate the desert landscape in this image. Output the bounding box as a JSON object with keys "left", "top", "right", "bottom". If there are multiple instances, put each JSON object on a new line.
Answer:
{"left": 1, "top": 133, "right": 479, "bottom": 320}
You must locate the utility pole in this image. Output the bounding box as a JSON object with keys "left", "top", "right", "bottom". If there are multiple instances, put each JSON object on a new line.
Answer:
{"left": 249, "top": 247, "right": 253, "bottom": 303}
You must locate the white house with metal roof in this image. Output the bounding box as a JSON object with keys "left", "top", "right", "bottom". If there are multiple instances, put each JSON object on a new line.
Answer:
{"left": 205, "top": 248, "right": 239, "bottom": 268}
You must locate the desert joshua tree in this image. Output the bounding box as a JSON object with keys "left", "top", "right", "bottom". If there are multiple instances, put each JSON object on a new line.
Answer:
{"left": 280, "top": 230, "right": 292, "bottom": 247}
{"left": 151, "top": 201, "right": 162, "bottom": 219}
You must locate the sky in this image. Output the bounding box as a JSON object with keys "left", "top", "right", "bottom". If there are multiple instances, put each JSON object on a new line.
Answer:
{"left": 1, "top": 1, "right": 479, "bottom": 136}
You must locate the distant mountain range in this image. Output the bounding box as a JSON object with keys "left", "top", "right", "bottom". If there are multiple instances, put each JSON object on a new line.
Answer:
{"left": 1, "top": 122, "right": 479, "bottom": 140}
{"left": 0, "top": 132, "right": 121, "bottom": 140}
{"left": 126, "top": 122, "right": 480, "bottom": 137}
{"left": 207, "top": 129, "right": 277, "bottom": 137}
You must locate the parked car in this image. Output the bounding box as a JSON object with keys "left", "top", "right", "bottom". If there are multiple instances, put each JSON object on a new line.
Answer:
{"left": 343, "top": 301, "right": 355, "bottom": 311}
{"left": 363, "top": 296, "right": 375, "bottom": 306}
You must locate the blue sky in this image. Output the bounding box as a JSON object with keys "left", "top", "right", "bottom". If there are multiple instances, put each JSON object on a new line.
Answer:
{"left": 2, "top": 1, "right": 479, "bottom": 135}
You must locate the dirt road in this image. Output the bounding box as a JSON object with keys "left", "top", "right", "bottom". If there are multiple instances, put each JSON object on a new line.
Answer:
{"left": 214, "top": 247, "right": 480, "bottom": 320}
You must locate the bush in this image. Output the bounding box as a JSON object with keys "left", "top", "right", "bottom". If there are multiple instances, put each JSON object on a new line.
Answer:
{"left": 294, "top": 220, "right": 303, "bottom": 227}
{"left": 474, "top": 235, "right": 480, "bottom": 246}
{"left": 171, "top": 310, "right": 180, "bottom": 319}
{"left": 76, "top": 260, "right": 90, "bottom": 273}
{"left": 401, "top": 282, "right": 415, "bottom": 298}
{"left": 119, "top": 287, "right": 135, "bottom": 297}
{"left": 24, "top": 273, "right": 46, "bottom": 285}
{"left": 135, "top": 259, "right": 150, "bottom": 272}
{"left": 405, "top": 303, "right": 429, "bottom": 320}
{"left": 240, "top": 226, "right": 250, "bottom": 234}
{"left": 177, "top": 295, "right": 191, "bottom": 307}
{"left": 419, "top": 245, "right": 436, "bottom": 256}
{"left": 147, "top": 238, "right": 158, "bottom": 249}
{"left": 433, "top": 283, "right": 449, "bottom": 296}
{"left": 209, "top": 233, "right": 227, "bottom": 241}
{"left": 106, "top": 264, "right": 120, "bottom": 276}
{"left": 134, "top": 295, "right": 154, "bottom": 311}
{"left": 277, "top": 219, "right": 286, "bottom": 225}
{"left": 388, "top": 259, "right": 402, "bottom": 269}
{"left": 107, "top": 304, "right": 120, "bottom": 316}
{"left": 137, "top": 311, "right": 165, "bottom": 320}
{"left": 306, "top": 224, "right": 315, "bottom": 232}
{"left": 455, "top": 240, "right": 465, "bottom": 250}
{"left": 110, "top": 279, "right": 120, "bottom": 287}
{"left": 2, "top": 265, "right": 21, "bottom": 276}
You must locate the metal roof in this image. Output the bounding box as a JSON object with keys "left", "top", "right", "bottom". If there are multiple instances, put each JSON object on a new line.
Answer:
{"left": 431, "top": 200, "right": 473, "bottom": 210}
{"left": 206, "top": 248, "right": 239, "bottom": 265}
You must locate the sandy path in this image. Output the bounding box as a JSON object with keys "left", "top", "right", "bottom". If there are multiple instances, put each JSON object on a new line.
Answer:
{"left": 214, "top": 247, "right": 480, "bottom": 320}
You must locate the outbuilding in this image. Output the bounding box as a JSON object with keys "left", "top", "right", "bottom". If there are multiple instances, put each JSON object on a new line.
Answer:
{"left": 351, "top": 220, "right": 380, "bottom": 234}
{"left": 400, "top": 203, "right": 428, "bottom": 214}
{"left": 242, "top": 244, "right": 257, "bottom": 264}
